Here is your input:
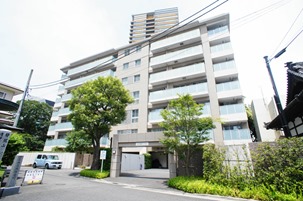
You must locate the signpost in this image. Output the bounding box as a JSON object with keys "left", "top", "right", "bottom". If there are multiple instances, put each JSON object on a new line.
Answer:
{"left": 22, "top": 169, "right": 45, "bottom": 185}
{"left": 100, "top": 150, "right": 106, "bottom": 172}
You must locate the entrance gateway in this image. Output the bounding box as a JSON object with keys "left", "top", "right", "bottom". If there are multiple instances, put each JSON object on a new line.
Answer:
{"left": 110, "top": 132, "right": 177, "bottom": 178}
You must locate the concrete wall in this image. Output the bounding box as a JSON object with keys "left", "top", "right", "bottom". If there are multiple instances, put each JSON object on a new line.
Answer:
{"left": 18, "top": 152, "right": 76, "bottom": 169}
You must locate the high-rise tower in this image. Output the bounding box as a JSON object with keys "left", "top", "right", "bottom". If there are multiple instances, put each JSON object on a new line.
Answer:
{"left": 129, "top": 7, "right": 179, "bottom": 43}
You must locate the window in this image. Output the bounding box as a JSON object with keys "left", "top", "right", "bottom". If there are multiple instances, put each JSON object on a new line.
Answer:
{"left": 122, "top": 77, "right": 128, "bottom": 85}
{"left": 132, "top": 109, "right": 139, "bottom": 123}
{"left": 134, "top": 74, "right": 140, "bottom": 82}
{"left": 124, "top": 49, "right": 130, "bottom": 56}
{"left": 135, "top": 59, "right": 141, "bottom": 67}
{"left": 136, "top": 45, "right": 141, "bottom": 52}
{"left": 132, "top": 91, "right": 140, "bottom": 104}
{"left": 0, "top": 92, "right": 6, "bottom": 99}
{"left": 123, "top": 63, "right": 129, "bottom": 70}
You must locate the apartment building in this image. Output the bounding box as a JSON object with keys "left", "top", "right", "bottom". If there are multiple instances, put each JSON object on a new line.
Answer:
{"left": 129, "top": 7, "right": 179, "bottom": 43}
{"left": 44, "top": 13, "right": 252, "bottom": 152}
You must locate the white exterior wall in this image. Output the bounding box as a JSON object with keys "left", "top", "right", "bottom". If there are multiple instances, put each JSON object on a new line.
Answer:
{"left": 18, "top": 152, "right": 76, "bottom": 169}
{"left": 251, "top": 99, "right": 281, "bottom": 141}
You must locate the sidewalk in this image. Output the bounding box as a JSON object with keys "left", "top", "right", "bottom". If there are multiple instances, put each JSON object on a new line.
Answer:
{"left": 103, "top": 169, "right": 170, "bottom": 189}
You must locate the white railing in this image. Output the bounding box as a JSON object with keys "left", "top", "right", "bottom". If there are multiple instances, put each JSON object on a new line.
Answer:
{"left": 211, "top": 42, "right": 232, "bottom": 53}
{"left": 219, "top": 103, "right": 245, "bottom": 115}
{"left": 223, "top": 129, "right": 251, "bottom": 140}
{"left": 213, "top": 60, "right": 236, "bottom": 72}
{"left": 216, "top": 80, "right": 240, "bottom": 92}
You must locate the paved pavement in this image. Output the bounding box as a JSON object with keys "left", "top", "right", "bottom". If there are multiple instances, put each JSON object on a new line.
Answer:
{"left": 103, "top": 168, "right": 170, "bottom": 189}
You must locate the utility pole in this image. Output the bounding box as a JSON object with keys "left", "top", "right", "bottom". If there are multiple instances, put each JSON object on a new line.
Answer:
{"left": 264, "top": 56, "right": 291, "bottom": 137}
{"left": 13, "top": 69, "right": 33, "bottom": 127}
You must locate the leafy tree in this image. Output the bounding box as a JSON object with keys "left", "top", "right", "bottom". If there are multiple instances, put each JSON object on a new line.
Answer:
{"left": 17, "top": 100, "right": 52, "bottom": 150}
{"left": 68, "top": 76, "right": 133, "bottom": 170}
{"left": 65, "top": 130, "right": 91, "bottom": 153}
{"left": 159, "top": 94, "right": 215, "bottom": 176}
{"left": 3, "top": 133, "right": 29, "bottom": 165}
{"left": 245, "top": 105, "right": 256, "bottom": 142}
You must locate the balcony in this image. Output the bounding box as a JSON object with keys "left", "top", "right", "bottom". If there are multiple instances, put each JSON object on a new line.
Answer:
{"left": 47, "top": 125, "right": 56, "bottom": 136}
{"left": 54, "top": 122, "right": 73, "bottom": 132}
{"left": 150, "top": 29, "right": 201, "bottom": 53}
{"left": 50, "top": 111, "right": 59, "bottom": 122}
{"left": 223, "top": 129, "right": 251, "bottom": 140}
{"left": 220, "top": 103, "right": 247, "bottom": 123}
{"left": 150, "top": 45, "right": 203, "bottom": 69}
{"left": 208, "top": 26, "right": 229, "bottom": 41}
{"left": 61, "top": 93, "right": 72, "bottom": 103}
{"left": 148, "top": 103, "right": 211, "bottom": 124}
{"left": 213, "top": 60, "right": 238, "bottom": 82}
{"left": 58, "top": 107, "right": 71, "bottom": 117}
{"left": 149, "top": 63, "right": 205, "bottom": 86}
{"left": 57, "top": 85, "right": 65, "bottom": 96}
{"left": 65, "top": 70, "right": 115, "bottom": 90}
{"left": 217, "top": 80, "right": 243, "bottom": 101}
{"left": 45, "top": 139, "right": 68, "bottom": 147}
{"left": 149, "top": 83, "right": 208, "bottom": 104}
{"left": 54, "top": 98, "right": 62, "bottom": 108}
{"left": 211, "top": 42, "right": 233, "bottom": 59}
{"left": 67, "top": 56, "right": 115, "bottom": 77}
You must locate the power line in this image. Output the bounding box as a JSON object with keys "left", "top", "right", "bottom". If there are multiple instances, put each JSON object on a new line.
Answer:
{"left": 29, "top": 0, "right": 228, "bottom": 90}
{"left": 271, "top": 6, "right": 303, "bottom": 58}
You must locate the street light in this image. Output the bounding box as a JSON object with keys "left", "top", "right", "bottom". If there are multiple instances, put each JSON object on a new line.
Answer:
{"left": 264, "top": 48, "right": 291, "bottom": 137}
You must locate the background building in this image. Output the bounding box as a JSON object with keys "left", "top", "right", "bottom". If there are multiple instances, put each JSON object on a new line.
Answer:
{"left": 45, "top": 13, "right": 251, "bottom": 158}
{"left": 129, "top": 7, "right": 179, "bottom": 43}
{"left": 0, "top": 82, "right": 23, "bottom": 126}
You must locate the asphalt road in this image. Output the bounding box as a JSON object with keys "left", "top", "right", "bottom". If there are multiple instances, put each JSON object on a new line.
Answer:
{"left": 1, "top": 167, "right": 254, "bottom": 201}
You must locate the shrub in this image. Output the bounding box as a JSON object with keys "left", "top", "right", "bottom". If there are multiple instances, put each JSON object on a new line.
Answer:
{"left": 143, "top": 153, "right": 152, "bottom": 169}
{"left": 80, "top": 169, "right": 109, "bottom": 179}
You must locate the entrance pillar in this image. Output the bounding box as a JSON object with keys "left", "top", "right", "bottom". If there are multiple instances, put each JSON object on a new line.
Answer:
{"left": 110, "top": 134, "right": 122, "bottom": 178}
{"left": 168, "top": 153, "right": 177, "bottom": 178}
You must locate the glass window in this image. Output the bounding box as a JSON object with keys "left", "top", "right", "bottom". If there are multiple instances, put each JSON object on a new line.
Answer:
{"left": 0, "top": 92, "right": 6, "bottom": 99}
{"left": 132, "top": 109, "right": 139, "bottom": 123}
{"left": 132, "top": 91, "right": 140, "bottom": 104}
{"left": 124, "top": 49, "right": 130, "bottom": 56}
{"left": 136, "top": 45, "right": 141, "bottom": 52}
{"left": 134, "top": 74, "right": 140, "bottom": 82}
{"left": 123, "top": 63, "right": 129, "bottom": 70}
{"left": 122, "top": 77, "right": 128, "bottom": 85}
{"left": 135, "top": 59, "right": 141, "bottom": 67}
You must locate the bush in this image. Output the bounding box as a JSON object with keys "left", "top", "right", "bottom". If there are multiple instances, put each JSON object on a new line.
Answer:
{"left": 251, "top": 138, "right": 303, "bottom": 195}
{"left": 143, "top": 153, "right": 152, "bottom": 169}
{"left": 80, "top": 169, "right": 109, "bottom": 179}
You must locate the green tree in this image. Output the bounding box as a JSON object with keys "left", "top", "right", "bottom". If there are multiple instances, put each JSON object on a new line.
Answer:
{"left": 245, "top": 105, "right": 256, "bottom": 141}
{"left": 68, "top": 76, "right": 133, "bottom": 170}
{"left": 65, "top": 130, "right": 91, "bottom": 153}
{"left": 159, "top": 94, "right": 215, "bottom": 176}
{"left": 3, "top": 133, "right": 29, "bottom": 165}
{"left": 17, "top": 100, "right": 52, "bottom": 150}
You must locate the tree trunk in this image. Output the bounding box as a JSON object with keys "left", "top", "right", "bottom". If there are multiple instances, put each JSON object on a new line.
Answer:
{"left": 185, "top": 145, "right": 190, "bottom": 176}
{"left": 91, "top": 139, "right": 101, "bottom": 170}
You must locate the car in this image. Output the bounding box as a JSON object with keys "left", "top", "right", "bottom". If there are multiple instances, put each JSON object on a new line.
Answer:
{"left": 33, "top": 154, "right": 63, "bottom": 169}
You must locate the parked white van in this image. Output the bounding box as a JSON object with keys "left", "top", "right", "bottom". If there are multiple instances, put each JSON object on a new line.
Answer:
{"left": 33, "top": 154, "right": 63, "bottom": 169}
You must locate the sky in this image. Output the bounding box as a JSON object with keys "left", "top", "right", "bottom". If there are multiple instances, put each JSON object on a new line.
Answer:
{"left": 1, "top": 0, "right": 302, "bottom": 106}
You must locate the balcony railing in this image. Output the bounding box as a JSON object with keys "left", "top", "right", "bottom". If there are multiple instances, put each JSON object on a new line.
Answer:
{"left": 61, "top": 93, "right": 72, "bottom": 102}
{"left": 58, "top": 108, "right": 71, "bottom": 116}
{"left": 149, "top": 83, "right": 208, "bottom": 103}
{"left": 211, "top": 42, "right": 232, "bottom": 53}
{"left": 45, "top": 139, "right": 68, "bottom": 146}
{"left": 213, "top": 60, "right": 236, "bottom": 72}
{"left": 216, "top": 80, "right": 240, "bottom": 92}
{"left": 65, "top": 70, "right": 115, "bottom": 89}
{"left": 150, "top": 63, "right": 205, "bottom": 85}
{"left": 67, "top": 56, "right": 115, "bottom": 76}
{"left": 149, "top": 103, "right": 210, "bottom": 123}
{"left": 223, "top": 129, "right": 251, "bottom": 140}
{"left": 219, "top": 103, "right": 245, "bottom": 115}
{"left": 150, "top": 45, "right": 203, "bottom": 68}
{"left": 208, "top": 25, "right": 228, "bottom": 37}
{"left": 151, "top": 29, "right": 200, "bottom": 51}
{"left": 54, "top": 122, "right": 73, "bottom": 131}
